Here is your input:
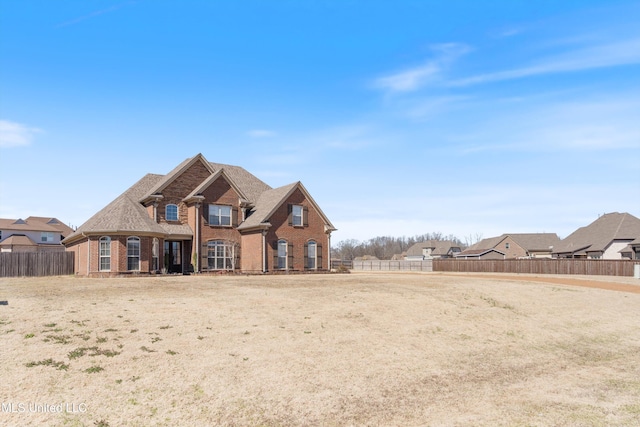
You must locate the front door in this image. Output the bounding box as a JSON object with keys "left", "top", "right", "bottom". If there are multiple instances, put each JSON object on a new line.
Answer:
{"left": 164, "top": 241, "right": 182, "bottom": 273}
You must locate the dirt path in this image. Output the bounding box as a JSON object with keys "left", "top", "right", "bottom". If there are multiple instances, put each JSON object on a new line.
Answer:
{"left": 436, "top": 272, "right": 640, "bottom": 294}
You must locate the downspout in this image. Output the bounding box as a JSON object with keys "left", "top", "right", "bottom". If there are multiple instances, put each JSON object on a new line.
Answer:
{"left": 82, "top": 232, "right": 89, "bottom": 276}
{"left": 262, "top": 230, "right": 267, "bottom": 273}
{"left": 195, "top": 202, "right": 200, "bottom": 273}
{"left": 327, "top": 232, "right": 332, "bottom": 271}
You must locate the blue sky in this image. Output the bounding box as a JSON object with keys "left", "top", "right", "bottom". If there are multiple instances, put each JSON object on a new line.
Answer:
{"left": 1, "top": 0, "right": 639, "bottom": 244}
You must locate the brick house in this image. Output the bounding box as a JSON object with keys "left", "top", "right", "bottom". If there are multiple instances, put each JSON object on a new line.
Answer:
{"left": 0, "top": 217, "right": 74, "bottom": 253}
{"left": 456, "top": 233, "right": 561, "bottom": 259}
{"left": 552, "top": 212, "right": 640, "bottom": 259}
{"left": 63, "top": 154, "right": 336, "bottom": 276}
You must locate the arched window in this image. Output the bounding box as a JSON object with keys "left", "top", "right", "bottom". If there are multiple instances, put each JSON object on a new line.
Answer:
{"left": 277, "top": 239, "right": 288, "bottom": 270}
{"left": 166, "top": 204, "right": 179, "bottom": 221}
{"left": 306, "top": 240, "right": 317, "bottom": 270}
{"left": 207, "top": 240, "right": 234, "bottom": 270}
{"left": 127, "top": 236, "right": 140, "bottom": 271}
{"left": 99, "top": 237, "right": 111, "bottom": 271}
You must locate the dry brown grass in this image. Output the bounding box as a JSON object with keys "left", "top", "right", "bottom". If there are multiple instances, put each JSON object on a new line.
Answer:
{"left": 1, "top": 272, "right": 639, "bottom": 426}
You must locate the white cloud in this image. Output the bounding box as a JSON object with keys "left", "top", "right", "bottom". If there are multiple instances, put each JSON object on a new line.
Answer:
{"left": 450, "top": 37, "right": 640, "bottom": 87}
{"left": 374, "top": 43, "right": 470, "bottom": 93}
{"left": 0, "top": 120, "right": 42, "bottom": 148}
{"left": 247, "top": 129, "right": 277, "bottom": 138}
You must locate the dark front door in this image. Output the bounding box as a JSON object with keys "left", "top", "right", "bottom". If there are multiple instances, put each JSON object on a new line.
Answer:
{"left": 164, "top": 241, "right": 182, "bottom": 273}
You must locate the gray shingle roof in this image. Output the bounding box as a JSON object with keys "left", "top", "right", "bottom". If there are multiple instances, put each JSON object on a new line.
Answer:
{"left": 553, "top": 212, "right": 640, "bottom": 255}
{"left": 64, "top": 154, "right": 335, "bottom": 243}
{"left": 405, "top": 240, "right": 460, "bottom": 257}
{"left": 64, "top": 174, "right": 166, "bottom": 242}
{"left": 465, "top": 233, "right": 560, "bottom": 252}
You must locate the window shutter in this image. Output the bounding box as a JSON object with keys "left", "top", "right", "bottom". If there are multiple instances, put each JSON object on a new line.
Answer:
{"left": 232, "top": 207, "right": 239, "bottom": 227}
{"left": 317, "top": 244, "right": 323, "bottom": 269}
{"left": 287, "top": 204, "right": 293, "bottom": 226}
{"left": 288, "top": 243, "right": 294, "bottom": 270}
{"left": 303, "top": 206, "right": 309, "bottom": 227}
{"left": 304, "top": 243, "right": 309, "bottom": 270}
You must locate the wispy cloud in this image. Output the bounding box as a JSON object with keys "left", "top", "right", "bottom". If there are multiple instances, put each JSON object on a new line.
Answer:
{"left": 451, "top": 37, "right": 640, "bottom": 87}
{"left": 374, "top": 43, "right": 470, "bottom": 93}
{"left": 55, "top": 1, "right": 139, "bottom": 28}
{"left": 247, "top": 129, "right": 277, "bottom": 138}
{"left": 0, "top": 120, "right": 42, "bottom": 148}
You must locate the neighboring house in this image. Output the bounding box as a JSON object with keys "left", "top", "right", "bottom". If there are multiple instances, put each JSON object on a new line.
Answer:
{"left": 404, "top": 240, "right": 462, "bottom": 260}
{"left": 552, "top": 212, "right": 640, "bottom": 260}
{"left": 0, "top": 217, "right": 74, "bottom": 253}
{"left": 456, "top": 233, "right": 561, "bottom": 260}
{"left": 63, "top": 154, "right": 336, "bottom": 276}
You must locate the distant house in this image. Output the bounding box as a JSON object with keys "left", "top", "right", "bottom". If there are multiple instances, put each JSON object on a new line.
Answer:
{"left": 456, "top": 233, "right": 561, "bottom": 260}
{"left": 552, "top": 212, "right": 640, "bottom": 260}
{"left": 63, "top": 154, "right": 336, "bottom": 276}
{"left": 0, "top": 217, "right": 74, "bottom": 253}
{"left": 404, "top": 240, "right": 462, "bottom": 260}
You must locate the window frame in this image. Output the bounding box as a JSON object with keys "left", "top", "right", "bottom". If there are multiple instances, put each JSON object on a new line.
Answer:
{"left": 165, "top": 204, "right": 179, "bottom": 221}
{"left": 207, "top": 240, "right": 234, "bottom": 270}
{"left": 277, "top": 239, "right": 288, "bottom": 270}
{"left": 292, "top": 205, "right": 303, "bottom": 227}
{"left": 41, "top": 232, "right": 54, "bottom": 243}
{"left": 99, "top": 236, "right": 111, "bottom": 271}
{"left": 307, "top": 240, "right": 317, "bottom": 270}
{"left": 209, "top": 204, "right": 232, "bottom": 227}
{"left": 127, "top": 236, "right": 141, "bottom": 271}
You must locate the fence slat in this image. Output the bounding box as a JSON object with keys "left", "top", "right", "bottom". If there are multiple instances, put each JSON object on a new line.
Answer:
{"left": 433, "top": 259, "right": 636, "bottom": 277}
{"left": 0, "top": 252, "right": 75, "bottom": 277}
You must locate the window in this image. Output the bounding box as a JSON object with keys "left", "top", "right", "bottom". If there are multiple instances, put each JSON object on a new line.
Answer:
{"left": 307, "top": 241, "right": 317, "bottom": 269}
{"left": 209, "top": 204, "right": 231, "bottom": 226}
{"left": 277, "top": 239, "right": 288, "bottom": 269}
{"left": 127, "top": 237, "right": 140, "bottom": 271}
{"left": 292, "top": 205, "right": 303, "bottom": 226}
{"left": 505, "top": 243, "right": 510, "bottom": 249}
{"left": 166, "top": 204, "right": 179, "bottom": 221}
{"left": 41, "top": 232, "right": 54, "bottom": 243}
{"left": 207, "top": 240, "right": 234, "bottom": 270}
{"left": 99, "top": 237, "right": 111, "bottom": 271}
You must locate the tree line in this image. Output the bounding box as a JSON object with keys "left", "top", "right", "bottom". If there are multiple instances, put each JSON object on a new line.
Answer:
{"left": 331, "top": 232, "right": 482, "bottom": 261}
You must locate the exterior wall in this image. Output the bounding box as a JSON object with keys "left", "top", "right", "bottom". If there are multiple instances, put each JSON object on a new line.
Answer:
{"left": 478, "top": 251, "right": 506, "bottom": 260}
{"left": 495, "top": 236, "right": 528, "bottom": 259}
{"left": 602, "top": 240, "right": 633, "bottom": 260}
{"left": 264, "top": 188, "right": 328, "bottom": 271}
{"left": 240, "top": 231, "right": 264, "bottom": 273}
{"left": 198, "top": 176, "right": 242, "bottom": 271}
{"left": 158, "top": 161, "right": 211, "bottom": 224}
{"left": 69, "top": 235, "right": 159, "bottom": 277}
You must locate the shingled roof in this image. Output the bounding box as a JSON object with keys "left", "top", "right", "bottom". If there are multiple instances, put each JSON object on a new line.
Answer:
{"left": 63, "top": 154, "right": 335, "bottom": 244}
{"left": 464, "top": 233, "right": 560, "bottom": 253}
{"left": 552, "top": 212, "right": 640, "bottom": 256}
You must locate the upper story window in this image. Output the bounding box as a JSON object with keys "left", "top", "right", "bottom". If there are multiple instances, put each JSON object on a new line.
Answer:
{"left": 209, "top": 204, "right": 231, "bottom": 226}
{"left": 292, "top": 205, "right": 303, "bottom": 227}
{"left": 41, "top": 232, "right": 54, "bottom": 243}
{"left": 505, "top": 243, "right": 510, "bottom": 249}
{"left": 166, "top": 204, "right": 179, "bottom": 221}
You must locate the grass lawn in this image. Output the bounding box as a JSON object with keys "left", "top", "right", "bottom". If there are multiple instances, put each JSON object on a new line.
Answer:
{"left": 1, "top": 272, "right": 639, "bottom": 426}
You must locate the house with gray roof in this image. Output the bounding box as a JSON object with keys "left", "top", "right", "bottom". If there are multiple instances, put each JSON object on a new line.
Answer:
{"left": 456, "top": 233, "right": 561, "bottom": 259}
{"left": 0, "top": 217, "right": 74, "bottom": 253}
{"left": 404, "top": 240, "right": 462, "bottom": 260}
{"left": 552, "top": 212, "right": 640, "bottom": 259}
{"left": 63, "top": 154, "right": 336, "bottom": 275}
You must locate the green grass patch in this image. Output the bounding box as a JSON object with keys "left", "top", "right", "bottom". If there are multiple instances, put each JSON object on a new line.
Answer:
{"left": 25, "top": 358, "right": 69, "bottom": 371}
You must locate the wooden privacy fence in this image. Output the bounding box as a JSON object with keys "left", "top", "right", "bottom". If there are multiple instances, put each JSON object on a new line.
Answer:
{"left": 0, "top": 252, "right": 75, "bottom": 277}
{"left": 433, "top": 259, "right": 638, "bottom": 277}
{"left": 352, "top": 260, "right": 433, "bottom": 272}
